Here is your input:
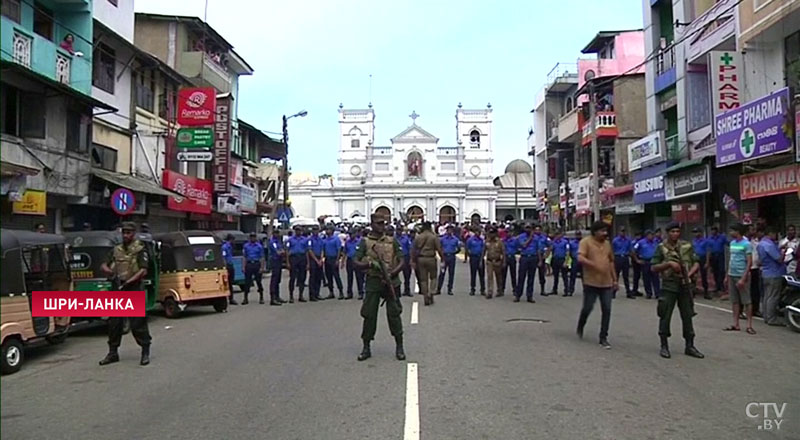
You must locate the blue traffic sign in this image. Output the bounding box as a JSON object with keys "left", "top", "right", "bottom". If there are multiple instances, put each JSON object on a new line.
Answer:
{"left": 111, "top": 188, "right": 136, "bottom": 215}
{"left": 278, "top": 207, "right": 292, "bottom": 223}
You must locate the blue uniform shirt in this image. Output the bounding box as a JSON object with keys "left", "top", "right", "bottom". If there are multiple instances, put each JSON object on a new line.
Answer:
{"left": 692, "top": 237, "right": 710, "bottom": 258}
{"left": 758, "top": 237, "right": 785, "bottom": 278}
{"left": 345, "top": 237, "right": 361, "bottom": 259}
{"left": 517, "top": 233, "right": 538, "bottom": 257}
{"left": 309, "top": 236, "right": 324, "bottom": 257}
{"left": 466, "top": 235, "right": 485, "bottom": 256}
{"left": 504, "top": 236, "right": 519, "bottom": 256}
{"left": 222, "top": 241, "right": 234, "bottom": 265}
{"left": 288, "top": 236, "right": 310, "bottom": 256}
{"left": 269, "top": 238, "right": 284, "bottom": 261}
{"left": 441, "top": 235, "right": 461, "bottom": 255}
{"left": 243, "top": 241, "right": 264, "bottom": 262}
{"left": 551, "top": 238, "right": 569, "bottom": 259}
{"left": 398, "top": 235, "right": 412, "bottom": 257}
{"left": 569, "top": 238, "right": 581, "bottom": 258}
{"left": 535, "top": 233, "right": 550, "bottom": 256}
{"left": 612, "top": 236, "right": 632, "bottom": 256}
{"left": 322, "top": 235, "right": 341, "bottom": 259}
{"left": 709, "top": 234, "right": 728, "bottom": 255}
{"left": 634, "top": 238, "right": 657, "bottom": 260}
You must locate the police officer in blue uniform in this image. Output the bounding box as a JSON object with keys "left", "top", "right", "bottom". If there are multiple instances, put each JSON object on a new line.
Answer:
{"left": 692, "top": 227, "right": 712, "bottom": 299}
{"left": 708, "top": 226, "right": 728, "bottom": 295}
{"left": 287, "top": 226, "right": 310, "bottom": 303}
{"left": 550, "top": 230, "right": 570, "bottom": 296}
{"left": 612, "top": 228, "right": 635, "bottom": 299}
{"left": 533, "top": 225, "right": 550, "bottom": 297}
{"left": 630, "top": 231, "right": 643, "bottom": 296}
{"left": 633, "top": 230, "right": 659, "bottom": 299}
{"left": 222, "top": 234, "right": 238, "bottom": 305}
{"left": 437, "top": 225, "right": 461, "bottom": 295}
{"left": 515, "top": 224, "right": 538, "bottom": 303}
{"left": 308, "top": 225, "right": 325, "bottom": 301}
{"left": 398, "top": 228, "right": 414, "bottom": 297}
{"left": 502, "top": 228, "right": 519, "bottom": 296}
{"left": 242, "top": 232, "right": 266, "bottom": 305}
{"left": 323, "top": 226, "right": 345, "bottom": 300}
{"left": 567, "top": 231, "right": 582, "bottom": 296}
{"left": 268, "top": 229, "right": 287, "bottom": 306}
{"left": 345, "top": 228, "right": 365, "bottom": 299}
{"left": 465, "top": 228, "right": 486, "bottom": 296}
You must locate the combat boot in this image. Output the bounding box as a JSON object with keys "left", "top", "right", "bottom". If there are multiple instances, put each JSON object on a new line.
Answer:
{"left": 140, "top": 345, "right": 150, "bottom": 366}
{"left": 299, "top": 289, "right": 307, "bottom": 303}
{"left": 242, "top": 293, "right": 249, "bottom": 305}
{"left": 659, "top": 336, "right": 671, "bottom": 359}
{"left": 99, "top": 349, "right": 119, "bottom": 366}
{"left": 229, "top": 296, "right": 238, "bottom": 305}
{"left": 289, "top": 292, "right": 295, "bottom": 304}
{"left": 395, "top": 335, "right": 406, "bottom": 361}
{"left": 684, "top": 337, "right": 705, "bottom": 359}
{"left": 259, "top": 292, "right": 265, "bottom": 305}
{"left": 357, "top": 341, "right": 371, "bottom": 361}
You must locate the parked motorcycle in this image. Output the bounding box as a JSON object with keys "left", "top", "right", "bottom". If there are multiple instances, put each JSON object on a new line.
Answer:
{"left": 781, "top": 274, "right": 800, "bottom": 333}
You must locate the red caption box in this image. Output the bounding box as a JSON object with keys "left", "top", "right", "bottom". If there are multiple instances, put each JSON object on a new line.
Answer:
{"left": 31, "top": 291, "right": 146, "bottom": 317}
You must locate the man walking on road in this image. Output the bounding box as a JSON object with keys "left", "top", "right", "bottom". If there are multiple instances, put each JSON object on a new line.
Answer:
{"left": 612, "top": 228, "right": 634, "bottom": 299}
{"left": 99, "top": 222, "right": 152, "bottom": 366}
{"left": 724, "top": 223, "right": 755, "bottom": 334}
{"left": 412, "top": 221, "right": 443, "bottom": 306}
{"left": 287, "top": 227, "right": 309, "bottom": 303}
{"left": 484, "top": 226, "right": 506, "bottom": 299}
{"left": 576, "top": 221, "right": 616, "bottom": 349}
{"left": 322, "top": 226, "right": 346, "bottom": 300}
{"left": 549, "top": 230, "right": 569, "bottom": 296}
{"left": 437, "top": 225, "right": 461, "bottom": 295}
{"left": 466, "top": 227, "right": 486, "bottom": 296}
{"left": 651, "top": 223, "right": 704, "bottom": 359}
{"left": 242, "top": 232, "right": 266, "bottom": 305}
{"left": 354, "top": 214, "right": 405, "bottom": 361}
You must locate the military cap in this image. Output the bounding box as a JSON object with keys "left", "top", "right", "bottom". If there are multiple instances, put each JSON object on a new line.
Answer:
{"left": 666, "top": 222, "right": 681, "bottom": 231}
{"left": 120, "top": 221, "right": 137, "bottom": 231}
{"left": 249, "top": 231, "right": 257, "bottom": 236}
{"left": 692, "top": 227, "right": 702, "bottom": 233}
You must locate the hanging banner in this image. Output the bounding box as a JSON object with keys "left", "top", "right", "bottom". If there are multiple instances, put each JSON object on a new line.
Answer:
{"left": 665, "top": 164, "right": 711, "bottom": 200}
{"left": 709, "top": 51, "right": 741, "bottom": 119}
{"left": 231, "top": 159, "right": 243, "bottom": 187}
{"left": 238, "top": 184, "right": 257, "bottom": 213}
{"left": 177, "top": 88, "right": 216, "bottom": 126}
{"left": 12, "top": 190, "right": 46, "bottom": 215}
{"left": 739, "top": 164, "right": 800, "bottom": 200}
{"left": 615, "top": 193, "right": 644, "bottom": 214}
{"left": 573, "top": 176, "right": 591, "bottom": 214}
{"left": 715, "top": 87, "right": 792, "bottom": 167}
{"left": 213, "top": 95, "right": 232, "bottom": 193}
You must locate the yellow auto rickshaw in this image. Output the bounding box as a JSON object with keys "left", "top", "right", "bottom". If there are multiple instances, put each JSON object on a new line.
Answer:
{"left": 154, "top": 231, "right": 230, "bottom": 318}
{"left": 1, "top": 229, "right": 72, "bottom": 374}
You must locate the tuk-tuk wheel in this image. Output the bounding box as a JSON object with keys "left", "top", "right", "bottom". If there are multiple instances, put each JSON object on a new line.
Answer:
{"left": 163, "top": 297, "right": 180, "bottom": 319}
{"left": 45, "top": 333, "right": 67, "bottom": 345}
{"left": 213, "top": 298, "right": 228, "bottom": 313}
{"left": 1, "top": 338, "right": 24, "bottom": 375}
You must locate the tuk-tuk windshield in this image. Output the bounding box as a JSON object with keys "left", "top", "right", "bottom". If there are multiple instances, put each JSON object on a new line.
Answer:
{"left": 68, "top": 247, "right": 111, "bottom": 279}
{"left": 161, "top": 245, "right": 225, "bottom": 272}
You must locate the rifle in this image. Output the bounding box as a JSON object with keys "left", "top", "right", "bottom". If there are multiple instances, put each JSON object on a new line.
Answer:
{"left": 370, "top": 244, "right": 397, "bottom": 306}
{"left": 667, "top": 244, "right": 696, "bottom": 314}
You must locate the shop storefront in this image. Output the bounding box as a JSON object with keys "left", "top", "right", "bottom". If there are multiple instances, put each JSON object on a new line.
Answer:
{"left": 633, "top": 162, "right": 672, "bottom": 233}
{"left": 665, "top": 160, "right": 711, "bottom": 234}
{"left": 739, "top": 164, "right": 800, "bottom": 231}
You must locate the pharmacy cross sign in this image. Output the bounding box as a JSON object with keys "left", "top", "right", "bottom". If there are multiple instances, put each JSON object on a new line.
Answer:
{"left": 740, "top": 128, "right": 756, "bottom": 158}
{"left": 720, "top": 52, "right": 734, "bottom": 66}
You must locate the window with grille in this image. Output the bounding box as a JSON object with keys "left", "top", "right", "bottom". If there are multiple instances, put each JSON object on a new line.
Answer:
{"left": 135, "top": 73, "right": 155, "bottom": 112}
{"left": 93, "top": 44, "right": 116, "bottom": 94}
{"left": 1, "top": 0, "right": 21, "bottom": 22}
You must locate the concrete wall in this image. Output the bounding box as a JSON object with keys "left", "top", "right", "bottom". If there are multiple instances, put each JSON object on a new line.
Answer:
{"left": 92, "top": 32, "right": 134, "bottom": 131}
{"left": 94, "top": 0, "right": 134, "bottom": 42}
{"left": 739, "top": 0, "right": 800, "bottom": 47}
{"left": 133, "top": 20, "right": 169, "bottom": 65}
{"left": 93, "top": 120, "right": 132, "bottom": 174}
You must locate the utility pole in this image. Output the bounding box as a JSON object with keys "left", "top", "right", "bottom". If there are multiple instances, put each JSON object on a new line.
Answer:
{"left": 563, "top": 160, "right": 570, "bottom": 230}
{"left": 282, "top": 115, "right": 289, "bottom": 207}
{"left": 589, "top": 81, "right": 600, "bottom": 222}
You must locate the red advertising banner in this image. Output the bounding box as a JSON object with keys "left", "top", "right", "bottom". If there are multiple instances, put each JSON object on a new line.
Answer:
{"left": 739, "top": 164, "right": 800, "bottom": 200}
{"left": 214, "top": 95, "right": 232, "bottom": 193}
{"left": 32, "top": 291, "right": 146, "bottom": 317}
{"left": 177, "top": 87, "right": 216, "bottom": 126}
{"left": 163, "top": 169, "right": 213, "bottom": 214}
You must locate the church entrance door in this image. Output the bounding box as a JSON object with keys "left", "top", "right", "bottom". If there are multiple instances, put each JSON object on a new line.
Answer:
{"left": 374, "top": 206, "right": 391, "bottom": 222}
{"left": 406, "top": 206, "right": 424, "bottom": 222}
{"left": 438, "top": 206, "right": 456, "bottom": 224}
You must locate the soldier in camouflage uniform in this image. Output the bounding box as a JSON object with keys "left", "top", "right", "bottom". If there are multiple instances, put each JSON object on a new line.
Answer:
{"left": 651, "top": 223, "right": 704, "bottom": 360}
{"left": 354, "top": 214, "right": 406, "bottom": 361}
{"left": 99, "top": 222, "right": 152, "bottom": 366}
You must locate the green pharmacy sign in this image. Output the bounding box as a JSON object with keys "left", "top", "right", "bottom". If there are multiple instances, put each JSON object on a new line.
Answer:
{"left": 176, "top": 127, "right": 214, "bottom": 149}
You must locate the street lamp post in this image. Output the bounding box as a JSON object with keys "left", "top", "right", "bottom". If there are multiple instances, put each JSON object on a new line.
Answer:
{"left": 281, "top": 110, "right": 308, "bottom": 211}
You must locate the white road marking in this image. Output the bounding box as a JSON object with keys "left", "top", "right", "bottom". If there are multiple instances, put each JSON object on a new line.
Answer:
{"left": 411, "top": 301, "right": 419, "bottom": 324}
{"left": 404, "top": 362, "right": 420, "bottom": 440}
{"left": 695, "top": 302, "right": 764, "bottom": 322}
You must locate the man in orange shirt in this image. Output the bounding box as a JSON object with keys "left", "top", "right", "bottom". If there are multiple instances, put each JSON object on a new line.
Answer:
{"left": 576, "top": 221, "right": 617, "bottom": 349}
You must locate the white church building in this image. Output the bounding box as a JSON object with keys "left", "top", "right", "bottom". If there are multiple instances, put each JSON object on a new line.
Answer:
{"left": 289, "top": 104, "right": 535, "bottom": 224}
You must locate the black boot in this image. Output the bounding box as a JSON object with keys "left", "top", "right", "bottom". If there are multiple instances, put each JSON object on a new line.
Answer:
{"left": 357, "top": 341, "right": 371, "bottom": 361}
{"left": 99, "top": 349, "right": 119, "bottom": 366}
{"left": 299, "top": 289, "right": 307, "bottom": 302}
{"left": 289, "top": 292, "right": 295, "bottom": 304}
{"left": 140, "top": 346, "right": 150, "bottom": 366}
{"left": 242, "top": 293, "right": 249, "bottom": 305}
{"left": 685, "top": 337, "right": 705, "bottom": 358}
{"left": 229, "top": 295, "right": 238, "bottom": 305}
{"left": 259, "top": 292, "right": 266, "bottom": 304}
{"left": 395, "top": 335, "right": 406, "bottom": 361}
{"left": 660, "top": 336, "right": 671, "bottom": 359}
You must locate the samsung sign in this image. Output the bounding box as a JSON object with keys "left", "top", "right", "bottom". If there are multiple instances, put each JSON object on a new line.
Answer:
{"left": 628, "top": 132, "right": 664, "bottom": 171}
{"left": 633, "top": 162, "right": 668, "bottom": 204}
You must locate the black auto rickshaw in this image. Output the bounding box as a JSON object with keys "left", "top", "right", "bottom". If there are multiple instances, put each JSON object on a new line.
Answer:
{"left": 154, "top": 231, "right": 230, "bottom": 318}
{"left": 1, "top": 229, "right": 72, "bottom": 374}
{"left": 64, "top": 231, "right": 160, "bottom": 317}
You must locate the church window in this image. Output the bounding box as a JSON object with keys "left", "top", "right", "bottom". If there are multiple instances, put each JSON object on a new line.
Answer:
{"left": 351, "top": 139, "right": 360, "bottom": 148}
{"left": 375, "top": 162, "right": 390, "bottom": 172}
{"left": 469, "top": 130, "right": 481, "bottom": 148}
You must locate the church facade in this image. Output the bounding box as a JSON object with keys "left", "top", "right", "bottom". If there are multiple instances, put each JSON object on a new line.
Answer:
{"left": 289, "top": 104, "right": 498, "bottom": 223}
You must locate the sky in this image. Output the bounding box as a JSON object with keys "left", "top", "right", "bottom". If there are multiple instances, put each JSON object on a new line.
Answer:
{"left": 134, "top": 0, "right": 645, "bottom": 177}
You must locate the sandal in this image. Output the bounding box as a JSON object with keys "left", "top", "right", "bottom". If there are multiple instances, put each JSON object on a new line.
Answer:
{"left": 746, "top": 327, "right": 756, "bottom": 335}
{"left": 723, "top": 326, "right": 740, "bottom": 331}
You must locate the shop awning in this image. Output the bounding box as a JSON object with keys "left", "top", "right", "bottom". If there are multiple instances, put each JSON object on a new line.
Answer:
{"left": 1, "top": 159, "right": 41, "bottom": 176}
{"left": 91, "top": 168, "right": 180, "bottom": 197}
{"left": 664, "top": 158, "right": 704, "bottom": 175}
{"left": 603, "top": 184, "right": 633, "bottom": 196}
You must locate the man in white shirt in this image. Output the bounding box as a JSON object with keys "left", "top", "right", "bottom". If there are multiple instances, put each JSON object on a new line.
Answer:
{"left": 779, "top": 224, "right": 798, "bottom": 275}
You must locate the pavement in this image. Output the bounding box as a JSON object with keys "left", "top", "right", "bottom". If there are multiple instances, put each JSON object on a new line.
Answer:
{"left": 2, "top": 263, "right": 799, "bottom": 440}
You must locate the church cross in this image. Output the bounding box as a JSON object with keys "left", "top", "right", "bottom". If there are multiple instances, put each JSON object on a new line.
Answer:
{"left": 409, "top": 111, "right": 419, "bottom": 124}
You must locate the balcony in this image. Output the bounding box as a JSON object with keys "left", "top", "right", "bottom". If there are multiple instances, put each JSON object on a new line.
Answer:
{"left": 1, "top": 17, "right": 92, "bottom": 95}
{"left": 581, "top": 112, "right": 618, "bottom": 146}
{"left": 558, "top": 108, "right": 580, "bottom": 142}
{"left": 179, "top": 51, "right": 232, "bottom": 93}
{"left": 655, "top": 46, "right": 677, "bottom": 93}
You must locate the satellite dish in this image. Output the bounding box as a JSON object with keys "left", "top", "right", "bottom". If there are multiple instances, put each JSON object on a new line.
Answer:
{"left": 584, "top": 69, "right": 596, "bottom": 81}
